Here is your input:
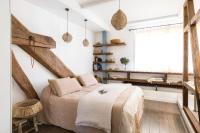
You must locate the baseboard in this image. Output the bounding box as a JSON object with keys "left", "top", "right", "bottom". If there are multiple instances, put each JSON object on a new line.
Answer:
{"left": 143, "top": 89, "right": 178, "bottom": 103}
{"left": 144, "top": 96, "right": 177, "bottom": 103}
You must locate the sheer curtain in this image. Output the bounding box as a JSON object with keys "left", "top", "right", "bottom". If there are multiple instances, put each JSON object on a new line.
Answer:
{"left": 133, "top": 24, "right": 193, "bottom": 73}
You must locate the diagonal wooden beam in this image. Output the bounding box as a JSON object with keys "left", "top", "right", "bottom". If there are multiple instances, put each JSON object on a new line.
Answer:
{"left": 12, "top": 52, "right": 39, "bottom": 99}
{"left": 20, "top": 46, "right": 75, "bottom": 78}
{"left": 12, "top": 15, "right": 56, "bottom": 48}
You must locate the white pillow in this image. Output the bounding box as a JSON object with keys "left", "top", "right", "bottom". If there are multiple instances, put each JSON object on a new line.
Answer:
{"left": 78, "top": 74, "right": 98, "bottom": 87}
{"left": 48, "top": 78, "right": 82, "bottom": 96}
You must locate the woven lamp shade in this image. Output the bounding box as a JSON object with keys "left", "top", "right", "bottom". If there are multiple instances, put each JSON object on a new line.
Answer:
{"left": 111, "top": 9, "right": 127, "bottom": 30}
{"left": 62, "top": 32, "right": 73, "bottom": 43}
{"left": 13, "top": 99, "right": 43, "bottom": 119}
{"left": 83, "top": 38, "right": 89, "bottom": 47}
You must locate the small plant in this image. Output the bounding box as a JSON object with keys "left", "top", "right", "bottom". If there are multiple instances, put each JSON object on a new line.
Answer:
{"left": 120, "top": 57, "right": 129, "bottom": 70}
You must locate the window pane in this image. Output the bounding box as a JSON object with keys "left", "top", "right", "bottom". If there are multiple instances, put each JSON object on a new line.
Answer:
{"left": 134, "top": 24, "right": 188, "bottom": 72}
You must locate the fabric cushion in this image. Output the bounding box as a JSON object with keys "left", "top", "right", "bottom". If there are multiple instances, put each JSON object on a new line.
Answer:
{"left": 48, "top": 78, "right": 82, "bottom": 96}
{"left": 78, "top": 74, "right": 98, "bottom": 87}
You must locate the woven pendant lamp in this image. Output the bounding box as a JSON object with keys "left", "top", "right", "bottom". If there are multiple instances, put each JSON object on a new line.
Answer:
{"left": 111, "top": 0, "right": 127, "bottom": 30}
{"left": 83, "top": 19, "right": 89, "bottom": 47}
{"left": 62, "top": 8, "right": 73, "bottom": 43}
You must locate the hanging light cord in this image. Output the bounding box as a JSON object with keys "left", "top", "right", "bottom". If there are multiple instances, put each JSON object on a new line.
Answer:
{"left": 119, "top": 0, "right": 121, "bottom": 9}
{"left": 84, "top": 19, "right": 87, "bottom": 39}
{"left": 29, "top": 36, "right": 35, "bottom": 68}
{"left": 66, "top": 8, "right": 69, "bottom": 33}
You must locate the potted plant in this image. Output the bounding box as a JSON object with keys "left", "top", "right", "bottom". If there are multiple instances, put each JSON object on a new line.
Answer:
{"left": 120, "top": 57, "right": 129, "bottom": 70}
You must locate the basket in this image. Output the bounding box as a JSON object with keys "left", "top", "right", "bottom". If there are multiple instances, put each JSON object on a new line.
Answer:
{"left": 13, "top": 99, "right": 43, "bottom": 119}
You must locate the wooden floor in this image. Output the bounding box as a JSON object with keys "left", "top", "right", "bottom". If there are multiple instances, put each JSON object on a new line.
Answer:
{"left": 32, "top": 100, "right": 188, "bottom": 133}
{"left": 141, "top": 100, "right": 188, "bottom": 133}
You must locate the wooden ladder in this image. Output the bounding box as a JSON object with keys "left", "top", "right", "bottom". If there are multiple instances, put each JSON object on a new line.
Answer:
{"left": 183, "top": 0, "right": 200, "bottom": 132}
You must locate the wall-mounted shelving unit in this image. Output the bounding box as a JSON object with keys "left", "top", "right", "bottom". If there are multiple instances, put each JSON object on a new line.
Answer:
{"left": 93, "top": 42, "right": 126, "bottom": 83}
{"left": 93, "top": 43, "right": 126, "bottom": 71}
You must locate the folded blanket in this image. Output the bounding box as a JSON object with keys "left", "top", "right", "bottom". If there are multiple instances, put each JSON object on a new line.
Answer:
{"left": 75, "top": 83, "right": 131, "bottom": 133}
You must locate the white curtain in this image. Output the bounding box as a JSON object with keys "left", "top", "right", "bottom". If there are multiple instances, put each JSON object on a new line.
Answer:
{"left": 134, "top": 24, "right": 193, "bottom": 73}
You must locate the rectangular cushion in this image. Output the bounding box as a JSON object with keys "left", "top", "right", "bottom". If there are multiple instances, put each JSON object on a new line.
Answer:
{"left": 48, "top": 78, "right": 82, "bottom": 96}
{"left": 78, "top": 74, "right": 98, "bottom": 87}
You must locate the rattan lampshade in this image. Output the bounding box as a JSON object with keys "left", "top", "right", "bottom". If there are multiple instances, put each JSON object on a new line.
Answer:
{"left": 62, "top": 32, "right": 73, "bottom": 43}
{"left": 13, "top": 99, "right": 43, "bottom": 119}
{"left": 111, "top": 9, "right": 127, "bottom": 30}
{"left": 83, "top": 38, "right": 89, "bottom": 47}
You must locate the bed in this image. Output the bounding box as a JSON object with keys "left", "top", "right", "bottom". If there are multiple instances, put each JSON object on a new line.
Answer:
{"left": 40, "top": 83, "right": 144, "bottom": 133}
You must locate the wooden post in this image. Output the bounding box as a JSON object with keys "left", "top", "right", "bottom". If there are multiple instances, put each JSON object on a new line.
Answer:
{"left": 183, "top": 0, "right": 200, "bottom": 129}
{"left": 183, "top": 5, "right": 189, "bottom": 107}
{"left": 187, "top": 0, "right": 200, "bottom": 121}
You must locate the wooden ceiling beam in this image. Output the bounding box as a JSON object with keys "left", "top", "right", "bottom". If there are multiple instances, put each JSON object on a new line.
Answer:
{"left": 12, "top": 52, "right": 39, "bottom": 99}
{"left": 80, "top": 0, "right": 114, "bottom": 8}
{"left": 20, "top": 46, "right": 75, "bottom": 78}
{"left": 12, "top": 15, "right": 56, "bottom": 48}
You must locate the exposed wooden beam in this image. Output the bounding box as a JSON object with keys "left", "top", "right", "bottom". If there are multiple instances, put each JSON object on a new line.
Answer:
{"left": 183, "top": 107, "right": 200, "bottom": 133}
{"left": 80, "top": 0, "right": 114, "bottom": 8}
{"left": 183, "top": 0, "right": 200, "bottom": 126}
{"left": 188, "top": 4, "right": 200, "bottom": 123}
{"left": 184, "top": 24, "right": 190, "bottom": 32}
{"left": 191, "top": 9, "right": 200, "bottom": 25}
{"left": 20, "top": 46, "right": 75, "bottom": 78}
{"left": 12, "top": 52, "right": 39, "bottom": 99}
{"left": 12, "top": 15, "right": 56, "bottom": 48}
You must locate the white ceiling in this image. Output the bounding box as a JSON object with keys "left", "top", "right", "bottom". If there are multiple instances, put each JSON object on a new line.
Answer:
{"left": 77, "top": 0, "right": 115, "bottom": 8}
{"left": 26, "top": 0, "right": 185, "bottom": 31}
{"left": 26, "top": 0, "right": 110, "bottom": 31}
{"left": 78, "top": 0, "right": 184, "bottom": 26}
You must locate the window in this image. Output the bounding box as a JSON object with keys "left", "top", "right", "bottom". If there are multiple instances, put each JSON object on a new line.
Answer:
{"left": 134, "top": 24, "right": 193, "bottom": 73}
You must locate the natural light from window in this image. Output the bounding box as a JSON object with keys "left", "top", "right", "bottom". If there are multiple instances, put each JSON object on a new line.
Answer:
{"left": 134, "top": 24, "right": 193, "bottom": 73}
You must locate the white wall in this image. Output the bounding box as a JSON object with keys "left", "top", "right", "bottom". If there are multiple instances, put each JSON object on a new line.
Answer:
{"left": 0, "top": 0, "right": 11, "bottom": 132}
{"left": 94, "top": 26, "right": 135, "bottom": 70}
{"left": 107, "top": 27, "right": 135, "bottom": 70}
{"left": 11, "top": 0, "right": 94, "bottom": 104}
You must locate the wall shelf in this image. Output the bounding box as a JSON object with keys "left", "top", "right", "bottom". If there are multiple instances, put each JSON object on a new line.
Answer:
{"left": 93, "top": 52, "right": 113, "bottom": 55}
{"left": 104, "top": 77, "right": 183, "bottom": 89}
{"left": 93, "top": 43, "right": 126, "bottom": 47}
{"left": 94, "top": 69, "right": 193, "bottom": 76}
{"left": 93, "top": 61, "right": 115, "bottom": 64}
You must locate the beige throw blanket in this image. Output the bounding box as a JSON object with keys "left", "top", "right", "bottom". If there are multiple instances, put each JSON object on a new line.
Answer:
{"left": 75, "top": 83, "right": 131, "bottom": 133}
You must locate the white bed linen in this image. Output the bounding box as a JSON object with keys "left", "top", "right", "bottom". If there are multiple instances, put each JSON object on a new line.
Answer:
{"left": 75, "top": 83, "right": 131, "bottom": 133}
